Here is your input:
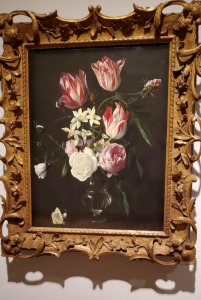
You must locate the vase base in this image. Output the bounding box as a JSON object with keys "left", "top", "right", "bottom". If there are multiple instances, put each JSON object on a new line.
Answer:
{"left": 89, "top": 216, "right": 107, "bottom": 223}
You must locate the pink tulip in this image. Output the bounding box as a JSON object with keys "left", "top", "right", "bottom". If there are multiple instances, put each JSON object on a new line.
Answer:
{"left": 65, "top": 140, "right": 78, "bottom": 157}
{"left": 98, "top": 143, "right": 126, "bottom": 177}
{"left": 91, "top": 56, "right": 125, "bottom": 91}
{"left": 103, "top": 102, "right": 129, "bottom": 139}
{"left": 56, "top": 70, "right": 89, "bottom": 109}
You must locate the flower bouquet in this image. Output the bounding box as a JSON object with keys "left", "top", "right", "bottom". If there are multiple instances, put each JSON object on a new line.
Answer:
{"left": 34, "top": 56, "right": 161, "bottom": 223}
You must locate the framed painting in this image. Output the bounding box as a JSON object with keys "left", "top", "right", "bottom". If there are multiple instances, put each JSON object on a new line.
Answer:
{"left": 0, "top": 0, "right": 201, "bottom": 264}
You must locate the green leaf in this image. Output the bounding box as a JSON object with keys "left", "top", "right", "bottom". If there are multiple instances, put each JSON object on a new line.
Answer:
{"left": 61, "top": 160, "right": 68, "bottom": 177}
{"left": 116, "top": 182, "right": 130, "bottom": 216}
{"left": 102, "top": 133, "right": 109, "bottom": 139}
{"left": 115, "top": 92, "right": 126, "bottom": 101}
{"left": 136, "top": 158, "right": 143, "bottom": 178}
{"left": 130, "top": 111, "right": 152, "bottom": 146}
{"left": 120, "top": 139, "right": 131, "bottom": 148}
{"left": 122, "top": 195, "right": 130, "bottom": 216}
{"left": 62, "top": 141, "right": 66, "bottom": 149}
{"left": 97, "top": 95, "right": 116, "bottom": 113}
{"left": 126, "top": 150, "right": 133, "bottom": 168}
{"left": 128, "top": 97, "right": 138, "bottom": 104}
{"left": 132, "top": 145, "right": 136, "bottom": 153}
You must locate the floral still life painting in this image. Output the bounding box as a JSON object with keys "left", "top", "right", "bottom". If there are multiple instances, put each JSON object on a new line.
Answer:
{"left": 29, "top": 45, "right": 168, "bottom": 230}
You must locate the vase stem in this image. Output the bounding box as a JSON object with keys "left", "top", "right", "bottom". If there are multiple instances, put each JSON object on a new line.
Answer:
{"left": 82, "top": 175, "right": 112, "bottom": 222}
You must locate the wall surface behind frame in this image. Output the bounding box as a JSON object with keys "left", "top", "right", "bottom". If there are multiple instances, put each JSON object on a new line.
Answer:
{"left": 0, "top": 0, "right": 201, "bottom": 299}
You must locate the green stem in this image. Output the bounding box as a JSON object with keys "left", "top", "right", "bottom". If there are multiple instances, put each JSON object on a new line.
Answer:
{"left": 118, "top": 99, "right": 129, "bottom": 107}
{"left": 91, "top": 128, "right": 101, "bottom": 140}
{"left": 52, "top": 116, "right": 70, "bottom": 124}
{"left": 47, "top": 134, "right": 64, "bottom": 150}
{"left": 34, "top": 157, "right": 39, "bottom": 163}
{"left": 91, "top": 128, "right": 100, "bottom": 135}
{"left": 50, "top": 156, "right": 65, "bottom": 164}
{"left": 97, "top": 95, "right": 116, "bottom": 112}
{"left": 127, "top": 91, "right": 142, "bottom": 96}
{"left": 126, "top": 88, "right": 145, "bottom": 96}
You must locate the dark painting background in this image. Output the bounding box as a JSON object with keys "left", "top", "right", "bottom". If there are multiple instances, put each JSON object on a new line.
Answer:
{"left": 29, "top": 44, "right": 169, "bottom": 230}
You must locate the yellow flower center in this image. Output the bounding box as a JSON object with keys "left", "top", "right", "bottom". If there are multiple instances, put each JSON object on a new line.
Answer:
{"left": 68, "top": 131, "right": 73, "bottom": 137}
{"left": 78, "top": 115, "right": 83, "bottom": 120}
{"left": 92, "top": 114, "right": 96, "bottom": 119}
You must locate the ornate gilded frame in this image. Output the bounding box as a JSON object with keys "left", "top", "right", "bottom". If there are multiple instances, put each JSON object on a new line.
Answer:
{"left": 0, "top": 0, "right": 201, "bottom": 264}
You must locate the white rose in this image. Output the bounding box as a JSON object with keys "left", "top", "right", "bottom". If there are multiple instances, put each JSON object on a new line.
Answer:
{"left": 69, "top": 147, "right": 97, "bottom": 181}
{"left": 34, "top": 163, "right": 47, "bottom": 179}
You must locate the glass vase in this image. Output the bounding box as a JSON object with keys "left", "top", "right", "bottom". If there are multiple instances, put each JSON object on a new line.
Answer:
{"left": 81, "top": 175, "right": 112, "bottom": 222}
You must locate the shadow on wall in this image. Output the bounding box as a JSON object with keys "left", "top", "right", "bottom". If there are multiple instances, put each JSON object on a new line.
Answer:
{"left": 6, "top": 253, "right": 195, "bottom": 293}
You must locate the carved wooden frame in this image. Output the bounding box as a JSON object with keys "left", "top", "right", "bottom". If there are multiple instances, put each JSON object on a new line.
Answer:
{"left": 0, "top": 0, "right": 201, "bottom": 264}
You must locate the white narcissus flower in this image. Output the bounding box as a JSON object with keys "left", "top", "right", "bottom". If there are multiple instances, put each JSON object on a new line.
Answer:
{"left": 34, "top": 163, "right": 47, "bottom": 179}
{"left": 80, "top": 129, "right": 92, "bottom": 143}
{"left": 86, "top": 107, "right": 101, "bottom": 127}
{"left": 71, "top": 108, "right": 88, "bottom": 129}
{"left": 61, "top": 125, "right": 80, "bottom": 140}
{"left": 69, "top": 147, "right": 98, "bottom": 181}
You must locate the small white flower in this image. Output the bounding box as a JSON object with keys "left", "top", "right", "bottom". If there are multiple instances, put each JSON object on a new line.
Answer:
{"left": 61, "top": 125, "right": 80, "bottom": 140}
{"left": 71, "top": 108, "right": 88, "bottom": 129}
{"left": 86, "top": 106, "right": 101, "bottom": 127}
{"left": 34, "top": 163, "right": 47, "bottom": 179}
{"left": 80, "top": 129, "right": 92, "bottom": 143}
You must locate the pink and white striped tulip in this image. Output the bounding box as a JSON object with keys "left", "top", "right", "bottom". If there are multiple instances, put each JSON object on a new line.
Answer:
{"left": 56, "top": 70, "right": 89, "bottom": 109}
{"left": 98, "top": 143, "right": 126, "bottom": 177}
{"left": 103, "top": 102, "right": 129, "bottom": 139}
{"left": 91, "top": 56, "right": 125, "bottom": 91}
